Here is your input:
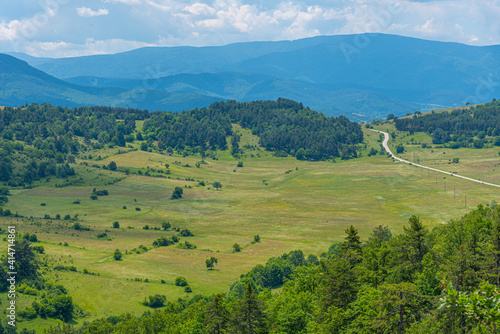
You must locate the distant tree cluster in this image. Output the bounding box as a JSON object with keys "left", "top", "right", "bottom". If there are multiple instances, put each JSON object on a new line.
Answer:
{"left": 395, "top": 100, "right": 500, "bottom": 148}
{"left": 143, "top": 98, "right": 363, "bottom": 160}
{"left": 0, "top": 103, "right": 147, "bottom": 187}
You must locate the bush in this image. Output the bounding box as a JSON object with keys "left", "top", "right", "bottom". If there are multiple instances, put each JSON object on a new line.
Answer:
{"left": 171, "top": 187, "right": 184, "bottom": 200}
{"left": 112, "top": 221, "right": 120, "bottom": 228}
{"left": 177, "top": 241, "right": 197, "bottom": 249}
{"left": 175, "top": 277, "right": 188, "bottom": 287}
{"left": 32, "top": 245, "right": 45, "bottom": 254}
{"left": 237, "top": 161, "right": 244, "bottom": 167}
{"left": 18, "top": 307, "right": 37, "bottom": 320}
{"left": 90, "top": 194, "right": 98, "bottom": 200}
{"left": 233, "top": 243, "right": 242, "bottom": 252}
{"left": 95, "top": 233, "right": 108, "bottom": 239}
{"left": 143, "top": 294, "right": 166, "bottom": 308}
{"left": 184, "top": 286, "right": 192, "bottom": 293}
{"left": 108, "top": 161, "right": 117, "bottom": 171}
{"left": 113, "top": 249, "right": 122, "bottom": 261}
{"left": 180, "top": 228, "right": 193, "bottom": 237}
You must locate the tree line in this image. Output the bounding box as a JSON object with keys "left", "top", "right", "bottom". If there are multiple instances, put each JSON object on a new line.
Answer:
{"left": 394, "top": 100, "right": 500, "bottom": 147}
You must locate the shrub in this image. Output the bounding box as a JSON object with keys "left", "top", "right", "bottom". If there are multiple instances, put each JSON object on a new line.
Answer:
{"left": 184, "top": 286, "right": 192, "bottom": 293}
{"left": 112, "top": 221, "right": 120, "bottom": 228}
{"left": 143, "top": 294, "right": 166, "bottom": 308}
{"left": 171, "top": 187, "right": 184, "bottom": 200}
{"left": 180, "top": 228, "right": 193, "bottom": 237}
{"left": 113, "top": 249, "right": 122, "bottom": 261}
{"left": 177, "top": 241, "right": 197, "bottom": 249}
{"left": 32, "top": 245, "right": 45, "bottom": 254}
{"left": 233, "top": 243, "right": 241, "bottom": 252}
{"left": 175, "top": 277, "right": 188, "bottom": 287}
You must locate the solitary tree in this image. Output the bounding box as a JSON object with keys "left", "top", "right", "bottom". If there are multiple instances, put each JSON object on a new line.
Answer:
{"left": 213, "top": 181, "right": 222, "bottom": 191}
{"left": 112, "top": 221, "right": 120, "bottom": 228}
{"left": 233, "top": 243, "right": 241, "bottom": 253}
{"left": 171, "top": 187, "right": 183, "bottom": 199}
{"left": 161, "top": 221, "right": 171, "bottom": 230}
{"left": 108, "top": 161, "right": 117, "bottom": 171}
{"left": 206, "top": 257, "right": 218, "bottom": 270}
{"left": 113, "top": 249, "right": 123, "bottom": 261}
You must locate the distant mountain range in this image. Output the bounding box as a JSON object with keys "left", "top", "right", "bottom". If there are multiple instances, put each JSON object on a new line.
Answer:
{"left": 3, "top": 33, "right": 500, "bottom": 122}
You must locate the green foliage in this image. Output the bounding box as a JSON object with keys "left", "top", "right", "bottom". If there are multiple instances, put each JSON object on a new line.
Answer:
{"left": 112, "top": 221, "right": 120, "bottom": 228}
{"left": 395, "top": 100, "right": 500, "bottom": 146}
{"left": 142, "top": 294, "right": 166, "bottom": 308}
{"left": 177, "top": 241, "right": 197, "bottom": 249}
{"left": 108, "top": 161, "right": 117, "bottom": 171}
{"left": 233, "top": 243, "right": 241, "bottom": 252}
{"left": 113, "top": 249, "right": 122, "bottom": 261}
{"left": 206, "top": 257, "right": 218, "bottom": 270}
{"left": 175, "top": 277, "right": 188, "bottom": 287}
{"left": 143, "top": 98, "right": 363, "bottom": 160}
{"left": 179, "top": 228, "right": 193, "bottom": 237}
{"left": 231, "top": 283, "right": 268, "bottom": 333}
{"left": 171, "top": 186, "right": 183, "bottom": 199}
{"left": 213, "top": 181, "right": 223, "bottom": 190}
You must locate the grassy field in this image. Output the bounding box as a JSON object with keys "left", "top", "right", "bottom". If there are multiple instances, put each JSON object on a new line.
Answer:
{"left": 1, "top": 125, "right": 499, "bottom": 330}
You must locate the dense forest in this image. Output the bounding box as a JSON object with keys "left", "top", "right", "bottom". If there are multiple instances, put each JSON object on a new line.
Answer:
{"left": 394, "top": 100, "right": 500, "bottom": 148}
{"left": 0, "top": 103, "right": 148, "bottom": 187}
{"left": 143, "top": 98, "right": 363, "bottom": 160}
{"left": 7, "top": 203, "right": 500, "bottom": 333}
{"left": 0, "top": 99, "right": 362, "bottom": 188}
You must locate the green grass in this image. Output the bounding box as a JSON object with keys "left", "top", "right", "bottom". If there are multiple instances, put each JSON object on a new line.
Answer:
{"left": 2, "top": 125, "right": 500, "bottom": 329}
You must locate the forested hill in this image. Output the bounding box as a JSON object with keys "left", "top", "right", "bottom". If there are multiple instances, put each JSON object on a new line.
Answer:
{"left": 0, "top": 99, "right": 362, "bottom": 186}
{"left": 144, "top": 98, "right": 363, "bottom": 160}
{"left": 394, "top": 100, "right": 500, "bottom": 147}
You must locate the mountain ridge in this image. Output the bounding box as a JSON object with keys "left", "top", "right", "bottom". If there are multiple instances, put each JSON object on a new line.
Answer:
{"left": 3, "top": 33, "right": 500, "bottom": 121}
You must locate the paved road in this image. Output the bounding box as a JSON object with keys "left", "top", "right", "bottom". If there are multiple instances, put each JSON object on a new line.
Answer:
{"left": 369, "top": 129, "right": 500, "bottom": 189}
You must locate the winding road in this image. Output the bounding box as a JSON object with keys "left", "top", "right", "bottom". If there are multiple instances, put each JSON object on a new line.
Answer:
{"left": 369, "top": 129, "right": 500, "bottom": 189}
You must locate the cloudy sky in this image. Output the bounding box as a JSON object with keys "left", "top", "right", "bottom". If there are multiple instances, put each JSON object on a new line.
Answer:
{"left": 0, "top": 0, "right": 499, "bottom": 58}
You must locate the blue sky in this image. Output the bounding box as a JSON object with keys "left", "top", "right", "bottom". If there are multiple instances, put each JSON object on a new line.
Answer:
{"left": 0, "top": 0, "right": 499, "bottom": 58}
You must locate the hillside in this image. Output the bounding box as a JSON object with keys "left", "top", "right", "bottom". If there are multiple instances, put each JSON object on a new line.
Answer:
{"left": 6, "top": 33, "right": 500, "bottom": 120}
{"left": 1, "top": 101, "right": 500, "bottom": 332}
{"left": 0, "top": 54, "right": 121, "bottom": 108}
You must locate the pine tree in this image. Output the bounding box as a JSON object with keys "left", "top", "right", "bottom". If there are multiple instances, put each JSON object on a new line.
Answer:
{"left": 231, "top": 283, "right": 267, "bottom": 334}
{"left": 205, "top": 293, "right": 230, "bottom": 334}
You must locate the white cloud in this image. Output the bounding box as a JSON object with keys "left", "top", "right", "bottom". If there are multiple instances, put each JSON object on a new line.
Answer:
{"left": 76, "top": 7, "right": 110, "bottom": 18}
{"left": 415, "top": 17, "right": 436, "bottom": 35}
{"left": 4, "top": 0, "right": 500, "bottom": 57}
{"left": 0, "top": 20, "right": 21, "bottom": 41}
{"left": 184, "top": 3, "right": 216, "bottom": 16}
{"left": 103, "top": 0, "right": 143, "bottom": 5}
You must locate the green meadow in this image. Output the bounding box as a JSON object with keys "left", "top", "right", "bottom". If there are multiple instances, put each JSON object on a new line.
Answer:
{"left": 1, "top": 124, "right": 499, "bottom": 330}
